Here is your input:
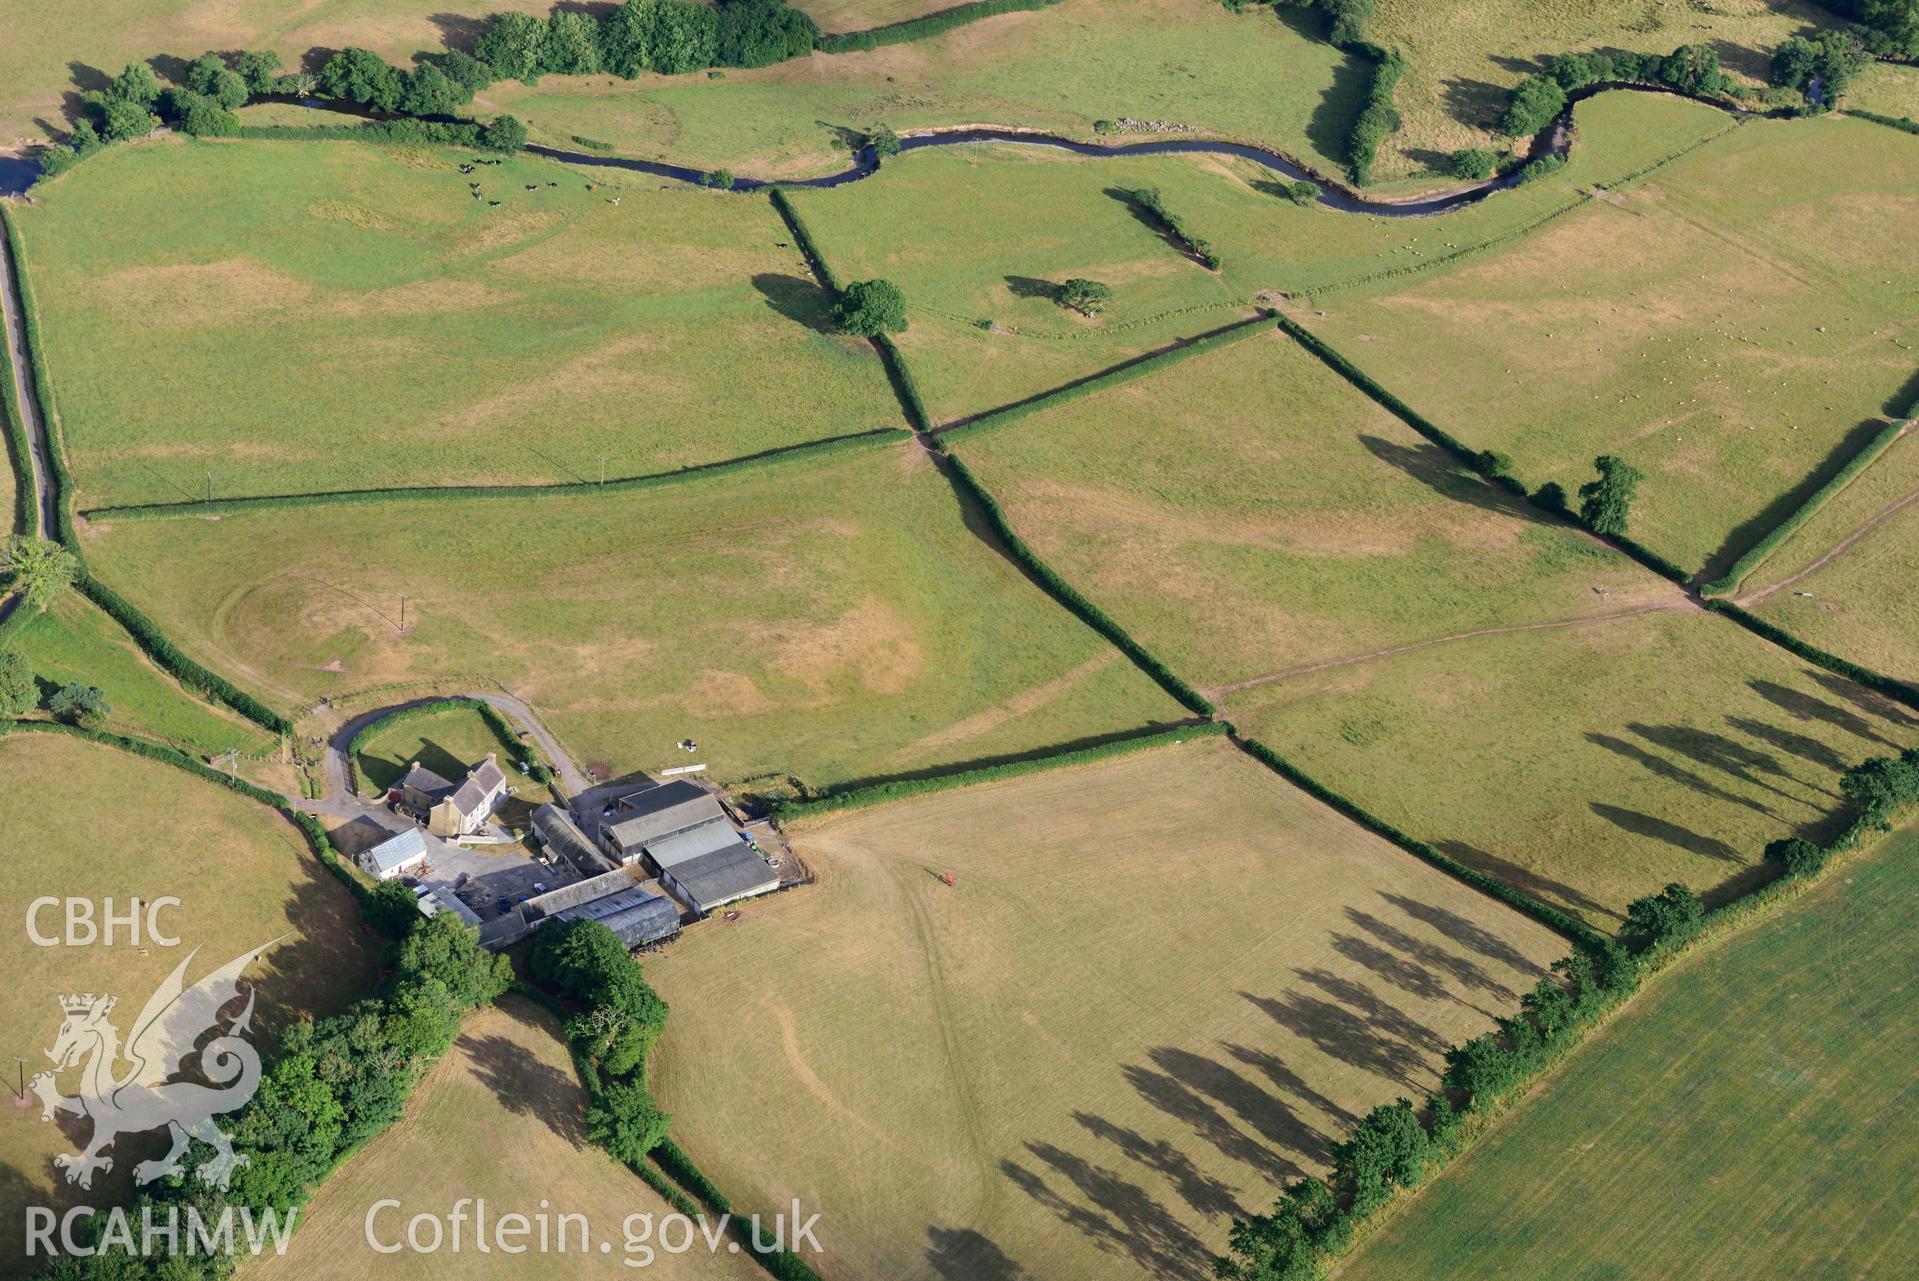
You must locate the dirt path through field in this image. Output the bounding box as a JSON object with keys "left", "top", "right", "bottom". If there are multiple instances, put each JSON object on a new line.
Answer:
{"left": 1202, "top": 591, "right": 1698, "bottom": 700}
{"left": 1737, "top": 479, "right": 1919, "bottom": 607}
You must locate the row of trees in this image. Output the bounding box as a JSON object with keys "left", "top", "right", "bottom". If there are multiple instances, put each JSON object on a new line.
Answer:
{"left": 476, "top": 0, "right": 818, "bottom": 82}
{"left": 1499, "top": 44, "right": 1733, "bottom": 138}
{"left": 1820, "top": 0, "right": 1919, "bottom": 57}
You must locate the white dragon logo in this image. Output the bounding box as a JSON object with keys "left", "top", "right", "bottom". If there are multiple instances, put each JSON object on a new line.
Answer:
{"left": 29, "top": 939, "right": 280, "bottom": 1191}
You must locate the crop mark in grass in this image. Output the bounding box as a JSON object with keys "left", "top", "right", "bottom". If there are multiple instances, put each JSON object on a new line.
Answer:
{"left": 1588, "top": 801, "right": 1747, "bottom": 865}
{"left": 1203, "top": 599, "right": 1690, "bottom": 699}
{"left": 1583, "top": 732, "right": 1777, "bottom": 817}
{"left": 1070, "top": 1111, "right": 1246, "bottom": 1221}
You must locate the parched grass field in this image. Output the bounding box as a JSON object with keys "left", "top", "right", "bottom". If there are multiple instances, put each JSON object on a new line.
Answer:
{"left": 788, "top": 145, "right": 1258, "bottom": 424}
{"left": 79, "top": 443, "right": 1188, "bottom": 791}
{"left": 14, "top": 137, "right": 901, "bottom": 508}
{"left": 484, "top": 0, "right": 1364, "bottom": 179}
{"left": 1849, "top": 60, "right": 1919, "bottom": 123}
{"left": 645, "top": 738, "right": 1568, "bottom": 1281}
{"left": 1337, "top": 823, "right": 1919, "bottom": 1281}
{"left": 1, "top": 592, "right": 274, "bottom": 754}
{"left": 250, "top": 996, "right": 768, "bottom": 1280}
{"left": 1744, "top": 426, "right": 1919, "bottom": 686}
{"left": 0, "top": 731, "right": 377, "bottom": 1276}
{"left": 1296, "top": 113, "right": 1919, "bottom": 576}
{"left": 956, "top": 327, "right": 1667, "bottom": 691}
{"left": 792, "top": 0, "right": 958, "bottom": 36}
{"left": 353, "top": 703, "right": 531, "bottom": 799}
{"left": 1228, "top": 606, "right": 1919, "bottom": 929}
{"left": 1363, "top": 0, "right": 1835, "bottom": 184}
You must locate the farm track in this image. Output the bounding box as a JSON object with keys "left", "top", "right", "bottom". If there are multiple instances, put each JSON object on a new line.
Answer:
{"left": 1201, "top": 593, "right": 1698, "bottom": 701}
{"left": 1737, "top": 480, "right": 1919, "bottom": 606}
{"left": 0, "top": 221, "right": 50, "bottom": 629}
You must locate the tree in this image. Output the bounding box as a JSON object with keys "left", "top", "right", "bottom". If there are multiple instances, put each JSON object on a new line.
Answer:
{"left": 1659, "top": 43, "right": 1727, "bottom": 95}
{"left": 1577, "top": 454, "right": 1642, "bottom": 536}
{"left": 391, "top": 910, "right": 513, "bottom": 1009}
{"left": 0, "top": 650, "right": 35, "bottom": 716}
{"left": 1860, "top": 0, "right": 1919, "bottom": 58}
{"left": 599, "top": 0, "right": 659, "bottom": 78}
{"left": 49, "top": 682, "right": 109, "bottom": 731}
{"left": 833, "top": 279, "right": 908, "bottom": 336}
{"left": 365, "top": 878, "right": 425, "bottom": 937}
{"left": 68, "top": 120, "right": 102, "bottom": 156}
{"left": 233, "top": 50, "right": 284, "bottom": 95}
{"left": 705, "top": 167, "right": 735, "bottom": 189}
{"left": 648, "top": 2, "right": 720, "bottom": 75}
{"left": 3, "top": 536, "right": 79, "bottom": 612}
{"left": 400, "top": 62, "right": 466, "bottom": 116}
{"left": 1764, "top": 836, "right": 1826, "bottom": 877}
{"left": 585, "top": 1079, "right": 670, "bottom": 1163}
{"left": 99, "top": 97, "right": 155, "bottom": 142}
{"left": 480, "top": 113, "right": 528, "bottom": 152}
{"left": 1840, "top": 751, "right": 1919, "bottom": 823}
{"left": 319, "top": 47, "right": 404, "bottom": 111}
{"left": 714, "top": 0, "right": 817, "bottom": 68}
{"left": 430, "top": 49, "right": 495, "bottom": 93}
{"left": 1500, "top": 74, "right": 1567, "bottom": 137}
{"left": 1449, "top": 146, "right": 1498, "bottom": 179}
{"left": 1622, "top": 882, "right": 1704, "bottom": 953}
{"left": 868, "top": 124, "right": 902, "bottom": 159}
{"left": 541, "top": 10, "right": 603, "bottom": 75}
{"left": 1475, "top": 449, "right": 1515, "bottom": 479}
{"left": 164, "top": 89, "right": 240, "bottom": 137}
{"left": 476, "top": 11, "right": 549, "bottom": 82}
{"left": 105, "top": 61, "right": 162, "bottom": 108}
{"left": 1771, "top": 31, "right": 1869, "bottom": 101}
{"left": 1054, "top": 278, "right": 1112, "bottom": 316}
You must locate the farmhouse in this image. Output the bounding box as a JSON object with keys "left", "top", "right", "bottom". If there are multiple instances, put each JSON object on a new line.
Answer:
{"left": 597, "top": 780, "right": 778, "bottom": 916}
{"left": 359, "top": 826, "right": 432, "bottom": 881}
{"left": 400, "top": 753, "right": 510, "bottom": 839}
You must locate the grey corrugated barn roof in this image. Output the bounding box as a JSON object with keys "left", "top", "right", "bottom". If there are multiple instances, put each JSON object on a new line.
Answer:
{"left": 532, "top": 804, "right": 611, "bottom": 875}
{"left": 646, "top": 820, "right": 746, "bottom": 871}
{"left": 665, "top": 844, "right": 777, "bottom": 914}
{"left": 604, "top": 780, "right": 726, "bottom": 852}
{"left": 552, "top": 887, "right": 681, "bottom": 949}
{"left": 523, "top": 866, "right": 643, "bottom": 918}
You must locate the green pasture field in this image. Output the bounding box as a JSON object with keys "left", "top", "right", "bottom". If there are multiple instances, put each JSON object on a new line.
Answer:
{"left": 788, "top": 145, "right": 1258, "bottom": 424}
{"left": 353, "top": 703, "right": 533, "bottom": 798}
{"left": 1849, "top": 60, "right": 1919, "bottom": 122}
{"left": 1363, "top": 0, "right": 1835, "bottom": 184}
{"left": 481, "top": 0, "right": 1363, "bottom": 179}
{"left": 956, "top": 328, "right": 1664, "bottom": 690}
{"left": 1228, "top": 606, "right": 1919, "bottom": 930}
{"left": 1745, "top": 428, "right": 1919, "bottom": 686}
{"left": 77, "top": 442, "right": 1188, "bottom": 792}
{"left": 13, "top": 137, "right": 900, "bottom": 508}
{"left": 1339, "top": 822, "right": 1919, "bottom": 1281}
{"left": 0, "top": 730, "right": 377, "bottom": 1276}
{"left": 645, "top": 737, "right": 1567, "bottom": 1281}
{"left": 2, "top": 592, "right": 275, "bottom": 754}
{"left": 0, "top": 0, "right": 554, "bottom": 147}
{"left": 1295, "top": 113, "right": 1919, "bottom": 577}
{"left": 250, "top": 996, "right": 767, "bottom": 1281}
{"left": 792, "top": 0, "right": 952, "bottom": 36}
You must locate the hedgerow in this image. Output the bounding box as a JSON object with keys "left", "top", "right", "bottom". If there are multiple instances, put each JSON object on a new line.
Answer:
{"left": 940, "top": 454, "right": 1216, "bottom": 715}
{"left": 939, "top": 314, "right": 1273, "bottom": 442}
{"left": 872, "top": 333, "right": 932, "bottom": 431}
{"left": 1347, "top": 48, "right": 1404, "bottom": 184}
{"left": 344, "top": 695, "right": 543, "bottom": 794}
{"left": 815, "top": 0, "right": 1064, "bottom": 50}
{"left": 1127, "top": 185, "right": 1221, "bottom": 268}
{"left": 0, "top": 208, "right": 70, "bottom": 547}
{"left": 81, "top": 428, "right": 909, "bottom": 522}
{"left": 773, "top": 721, "right": 1230, "bottom": 821}
{"left": 0, "top": 290, "right": 30, "bottom": 536}
{"left": 1846, "top": 107, "right": 1919, "bottom": 134}
{"left": 1704, "top": 599, "right": 1919, "bottom": 712}
{"left": 766, "top": 188, "right": 842, "bottom": 293}
{"left": 77, "top": 576, "right": 293, "bottom": 732}
{"left": 1702, "top": 419, "right": 1907, "bottom": 595}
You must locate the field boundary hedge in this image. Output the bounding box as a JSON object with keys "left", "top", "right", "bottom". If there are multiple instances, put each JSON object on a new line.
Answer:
{"left": 939, "top": 452, "right": 1215, "bottom": 714}
{"left": 1702, "top": 419, "right": 1909, "bottom": 595}
{"left": 0, "top": 276, "right": 30, "bottom": 536}
{"left": 1845, "top": 107, "right": 1919, "bottom": 134}
{"left": 79, "top": 426, "right": 910, "bottom": 521}
{"left": 1703, "top": 598, "right": 1919, "bottom": 711}
{"left": 1228, "top": 730, "right": 1604, "bottom": 946}
{"left": 815, "top": 0, "right": 1063, "bottom": 51}
{"left": 3, "top": 206, "right": 295, "bottom": 734}
{"left": 772, "top": 720, "right": 1229, "bottom": 821}
{"left": 937, "top": 313, "right": 1272, "bottom": 441}
{"left": 343, "top": 695, "right": 543, "bottom": 795}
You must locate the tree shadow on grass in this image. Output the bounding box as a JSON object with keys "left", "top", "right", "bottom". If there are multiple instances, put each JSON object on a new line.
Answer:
{"left": 359, "top": 735, "right": 469, "bottom": 797}
{"left": 1357, "top": 434, "right": 1548, "bottom": 525}
{"left": 1800, "top": 667, "right": 1919, "bottom": 732}
{"left": 1073, "top": 1111, "right": 1246, "bottom": 1221}
{"left": 1427, "top": 841, "right": 1620, "bottom": 925}
{"left": 1627, "top": 720, "right": 1818, "bottom": 809}
{"left": 1724, "top": 714, "right": 1850, "bottom": 777}
{"left": 1122, "top": 1060, "right": 1307, "bottom": 1184}
{"left": 1149, "top": 1047, "right": 1333, "bottom": 1166}
{"left": 1327, "top": 930, "right": 1467, "bottom": 1009}
{"left": 1376, "top": 891, "right": 1553, "bottom": 980}
{"left": 1102, "top": 186, "right": 1210, "bottom": 265}
{"left": 1240, "top": 989, "right": 1428, "bottom": 1090}
{"left": 1339, "top": 912, "right": 1512, "bottom": 1012}
{"left": 1004, "top": 274, "right": 1058, "bottom": 302}
{"left": 925, "top": 1227, "right": 1029, "bottom": 1280}
{"left": 750, "top": 272, "right": 837, "bottom": 334}
{"left": 1701, "top": 417, "right": 1893, "bottom": 583}
{"left": 1442, "top": 76, "right": 1512, "bottom": 131}
{"left": 1749, "top": 679, "right": 1898, "bottom": 750}
{"left": 1584, "top": 731, "right": 1776, "bottom": 815}
{"left": 463, "top": 1025, "right": 588, "bottom": 1148}
{"left": 1588, "top": 801, "right": 1745, "bottom": 863}
{"left": 1000, "top": 1142, "right": 1215, "bottom": 1280}
{"left": 428, "top": 12, "right": 488, "bottom": 53}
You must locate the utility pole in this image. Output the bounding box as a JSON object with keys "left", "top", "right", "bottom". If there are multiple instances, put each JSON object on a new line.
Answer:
{"left": 399, "top": 594, "right": 407, "bottom": 632}
{"left": 206, "top": 471, "right": 213, "bottom": 503}
{"left": 599, "top": 453, "right": 609, "bottom": 486}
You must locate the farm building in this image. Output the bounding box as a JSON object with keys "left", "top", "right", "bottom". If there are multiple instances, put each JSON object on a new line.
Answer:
{"left": 596, "top": 780, "right": 777, "bottom": 916}
{"left": 359, "top": 826, "right": 432, "bottom": 881}
{"left": 521, "top": 866, "right": 683, "bottom": 949}
{"left": 414, "top": 884, "right": 483, "bottom": 928}
{"left": 400, "top": 753, "right": 510, "bottom": 838}
{"left": 532, "top": 802, "right": 615, "bottom": 876}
